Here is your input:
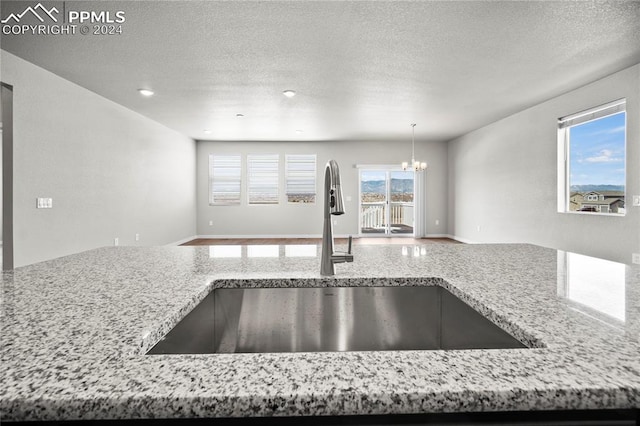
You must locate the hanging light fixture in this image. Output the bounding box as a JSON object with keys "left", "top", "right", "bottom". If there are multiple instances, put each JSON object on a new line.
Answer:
{"left": 402, "top": 123, "right": 427, "bottom": 171}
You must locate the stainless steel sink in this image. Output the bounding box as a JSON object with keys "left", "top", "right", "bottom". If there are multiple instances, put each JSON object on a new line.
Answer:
{"left": 148, "top": 286, "right": 527, "bottom": 354}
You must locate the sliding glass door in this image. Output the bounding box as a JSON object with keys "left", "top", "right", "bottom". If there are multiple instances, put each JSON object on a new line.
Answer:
{"left": 389, "top": 170, "right": 415, "bottom": 234}
{"left": 360, "top": 171, "right": 388, "bottom": 234}
{"left": 359, "top": 169, "right": 414, "bottom": 236}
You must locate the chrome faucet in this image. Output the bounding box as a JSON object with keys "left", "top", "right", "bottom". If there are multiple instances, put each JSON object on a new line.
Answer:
{"left": 321, "top": 160, "right": 354, "bottom": 276}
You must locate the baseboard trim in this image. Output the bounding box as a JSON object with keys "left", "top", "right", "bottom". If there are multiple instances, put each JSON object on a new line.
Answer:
{"left": 195, "top": 234, "right": 357, "bottom": 240}
{"left": 173, "top": 234, "right": 469, "bottom": 245}
{"left": 167, "top": 235, "right": 199, "bottom": 246}
{"left": 449, "top": 235, "right": 477, "bottom": 244}
{"left": 196, "top": 234, "right": 319, "bottom": 239}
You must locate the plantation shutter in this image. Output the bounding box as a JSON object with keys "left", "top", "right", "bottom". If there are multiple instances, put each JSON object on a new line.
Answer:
{"left": 285, "top": 154, "right": 316, "bottom": 203}
{"left": 209, "top": 154, "right": 241, "bottom": 205}
{"left": 247, "top": 154, "right": 279, "bottom": 204}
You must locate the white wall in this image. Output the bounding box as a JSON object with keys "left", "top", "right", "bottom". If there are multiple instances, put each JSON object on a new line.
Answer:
{"left": 0, "top": 126, "right": 3, "bottom": 243}
{"left": 196, "top": 139, "right": 448, "bottom": 238}
{"left": 1, "top": 51, "right": 197, "bottom": 267}
{"left": 447, "top": 64, "right": 640, "bottom": 264}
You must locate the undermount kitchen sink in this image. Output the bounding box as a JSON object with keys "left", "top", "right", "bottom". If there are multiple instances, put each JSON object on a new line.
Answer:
{"left": 148, "top": 286, "right": 527, "bottom": 354}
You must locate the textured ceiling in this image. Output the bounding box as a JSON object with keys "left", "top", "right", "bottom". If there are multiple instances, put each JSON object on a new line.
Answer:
{"left": 2, "top": 0, "right": 640, "bottom": 142}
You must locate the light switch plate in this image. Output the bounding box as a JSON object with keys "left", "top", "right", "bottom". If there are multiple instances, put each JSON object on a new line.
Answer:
{"left": 633, "top": 253, "right": 640, "bottom": 265}
{"left": 632, "top": 195, "right": 640, "bottom": 207}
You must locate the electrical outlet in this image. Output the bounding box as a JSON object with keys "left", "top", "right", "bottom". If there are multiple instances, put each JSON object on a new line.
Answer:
{"left": 135, "top": 233, "right": 140, "bottom": 242}
{"left": 477, "top": 225, "right": 481, "bottom": 232}
{"left": 334, "top": 220, "right": 338, "bottom": 225}
{"left": 36, "top": 198, "right": 53, "bottom": 208}
{"left": 114, "top": 238, "right": 119, "bottom": 246}
{"left": 435, "top": 219, "right": 440, "bottom": 226}
{"left": 633, "top": 195, "right": 640, "bottom": 207}
{"left": 209, "top": 220, "right": 213, "bottom": 226}
{"left": 633, "top": 253, "right": 640, "bottom": 265}
{"left": 346, "top": 195, "right": 352, "bottom": 202}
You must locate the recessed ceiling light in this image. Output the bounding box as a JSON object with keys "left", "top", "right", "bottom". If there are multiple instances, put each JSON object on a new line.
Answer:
{"left": 236, "top": 113, "right": 244, "bottom": 118}
{"left": 295, "top": 129, "right": 304, "bottom": 134}
{"left": 138, "top": 89, "right": 154, "bottom": 97}
{"left": 283, "top": 90, "right": 296, "bottom": 98}
{"left": 203, "top": 129, "right": 212, "bottom": 134}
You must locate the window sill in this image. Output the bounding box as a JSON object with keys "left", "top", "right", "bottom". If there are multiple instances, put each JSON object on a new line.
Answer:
{"left": 559, "top": 211, "right": 626, "bottom": 217}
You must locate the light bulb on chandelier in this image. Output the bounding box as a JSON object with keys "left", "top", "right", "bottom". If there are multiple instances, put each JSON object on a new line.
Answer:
{"left": 402, "top": 123, "right": 427, "bottom": 171}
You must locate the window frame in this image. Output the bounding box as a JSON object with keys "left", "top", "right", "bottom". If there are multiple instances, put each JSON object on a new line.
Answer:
{"left": 285, "top": 154, "right": 317, "bottom": 204}
{"left": 247, "top": 154, "right": 280, "bottom": 205}
{"left": 209, "top": 154, "right": 242, "bottom": 206}
{"left": 557, "top": 99, "right": 626, "bottom": 216}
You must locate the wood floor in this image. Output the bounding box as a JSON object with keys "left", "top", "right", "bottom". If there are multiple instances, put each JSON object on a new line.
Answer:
{"left": 181, "top": 237, "right": 461, "bottom": 246}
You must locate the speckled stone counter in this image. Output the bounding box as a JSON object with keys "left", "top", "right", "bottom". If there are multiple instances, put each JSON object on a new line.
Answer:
{"left": 1, "top": 243, "right": 639, "bottom": 421}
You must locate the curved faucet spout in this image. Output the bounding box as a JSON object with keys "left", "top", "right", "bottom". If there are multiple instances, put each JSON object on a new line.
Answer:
{"left": 321, "top": 160, "right": 353, "bottom": 276}
{"left": 325, "top": 159, "right": 345, "bottom": 217}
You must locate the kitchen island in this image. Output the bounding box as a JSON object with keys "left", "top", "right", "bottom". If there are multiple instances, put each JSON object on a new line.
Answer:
{"left": 1, "top": 243, "right": 639, "bottom": 423}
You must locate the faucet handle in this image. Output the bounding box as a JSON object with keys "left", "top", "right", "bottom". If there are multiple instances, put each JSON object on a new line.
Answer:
{"left": 348, "top": 235, "right": 352, "bottom": 254}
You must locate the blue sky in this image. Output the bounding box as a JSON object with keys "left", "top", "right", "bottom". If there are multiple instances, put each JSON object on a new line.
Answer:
{"left": 569, "top": 112, "right": 626, "bottom": 187}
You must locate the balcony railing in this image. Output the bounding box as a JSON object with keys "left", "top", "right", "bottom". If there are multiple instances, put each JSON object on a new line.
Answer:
{"left": 361, "top": 202, "right": 413, "bottom": 233}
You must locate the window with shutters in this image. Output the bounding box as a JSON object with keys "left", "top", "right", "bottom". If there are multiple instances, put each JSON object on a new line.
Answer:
{"left": 247, "top": 154, "right": 279, "bottom": 204}
{"left": 209, "top": 154, "right": 241, "bottom": 205}
{"left": 285, "top": 154, "right": 316, "bottom": 203}
{"left": 558, "top": 99, "right": 626, "bottom": 215}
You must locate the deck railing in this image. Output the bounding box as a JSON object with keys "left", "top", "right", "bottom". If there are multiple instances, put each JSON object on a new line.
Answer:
{"left": 361, "top": 203, "right": 413, "bottom": 229}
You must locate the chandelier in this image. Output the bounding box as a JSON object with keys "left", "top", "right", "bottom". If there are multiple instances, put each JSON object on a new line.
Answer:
{"left": 402, "top": 123, "right": 427, "bottom": 171}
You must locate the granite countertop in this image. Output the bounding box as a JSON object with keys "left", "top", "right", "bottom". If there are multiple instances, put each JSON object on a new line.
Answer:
{"left": 1, "top": 243, "right": 639, "bottom": 421}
